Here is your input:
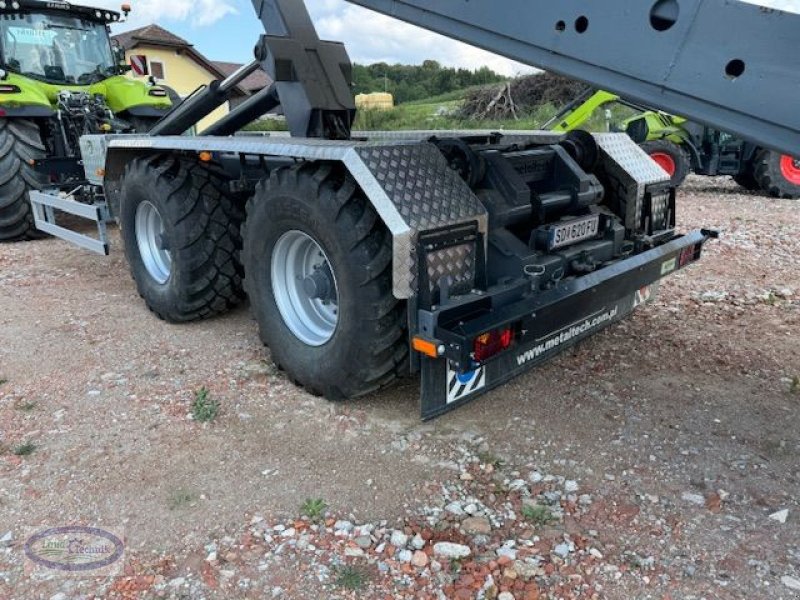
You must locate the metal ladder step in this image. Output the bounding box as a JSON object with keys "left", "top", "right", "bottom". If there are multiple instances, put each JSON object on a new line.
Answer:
{"left": 29, "top": 190, "right": 112, "bottom": 255}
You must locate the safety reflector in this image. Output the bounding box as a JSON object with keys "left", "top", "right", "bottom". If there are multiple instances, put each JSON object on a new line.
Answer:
{"left": 412, "top": 337, "right": 443, "bottom": 358}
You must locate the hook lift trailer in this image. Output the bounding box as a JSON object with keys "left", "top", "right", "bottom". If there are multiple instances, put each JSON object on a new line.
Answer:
{"left": 29, "top": 0, "right": 800, "bottom": 418}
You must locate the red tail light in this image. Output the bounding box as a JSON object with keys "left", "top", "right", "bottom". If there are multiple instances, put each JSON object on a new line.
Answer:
{"left": 473, "top": 327, "right": 514, "bottom": 362}
{"left": 679, "top": 244, "right": 697, "bottom": 267}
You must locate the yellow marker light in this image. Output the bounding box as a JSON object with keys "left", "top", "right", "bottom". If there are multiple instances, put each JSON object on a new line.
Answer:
{"left": 412, "top": 337, "right": 443, "bottom": 358}
{"left": 198, "top": 151, "right": 213, "bottom": 162}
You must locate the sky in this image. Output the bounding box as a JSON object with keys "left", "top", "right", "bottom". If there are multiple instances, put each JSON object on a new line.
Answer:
{"left": 97, "top": 0, "right": 535, "bottom": 75}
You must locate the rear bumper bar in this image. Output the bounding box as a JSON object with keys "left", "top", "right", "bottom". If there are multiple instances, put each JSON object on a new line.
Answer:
{"left": 418, "top": 229, "right": 715, "bottom": 419}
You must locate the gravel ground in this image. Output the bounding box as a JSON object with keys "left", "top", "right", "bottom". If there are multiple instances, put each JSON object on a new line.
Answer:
{"left": 0, "top": 175, "right": 798, "bottom": 600}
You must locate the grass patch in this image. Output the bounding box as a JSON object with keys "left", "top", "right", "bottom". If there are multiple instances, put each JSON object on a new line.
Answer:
{"left": 191, "top": 387, "right": 219, "bottom": 423}
{"left": 0, "top": 378, "right": 7, "bottom": 386}
{"left": 334, "top": 565, "right": 369, "bottom": 591}
{"left": 521, "top": 504, "right": 557, "bottom": 526}
{"left": 300, "top": 498, "right": 327, "bottom": 522}
{"left": 12, "top": 441, "right": 36, "bottom": 456}
{"left": 476, "top": 450, "right": 504, "bottom": 469}
{"left": 790, "top": 376, "right": 800, "bottom": 395}
{"left": 168, "top": 488, "right": 197, "bottom": 510}
{"left": 13, "top": 400, "right": 36, "bottom": 411}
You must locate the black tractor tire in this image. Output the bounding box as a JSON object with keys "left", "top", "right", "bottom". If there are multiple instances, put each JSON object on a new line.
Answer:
{"left": 0, "top": 118, "right": 48, "bottom": 242}
{"left": 640, "top": 139, "right": 691, "bottom": 187}
{"left": 118, "top": 154, "right": 246, "bottom": 322}
{"left": 753, "top": 149, "right": 800, "bottom": 199}
{"left": 733, "top": 168, "right": 761, "bottom": 191}
{"left": 242, "top": 164, "right": 408, "bottom": 400}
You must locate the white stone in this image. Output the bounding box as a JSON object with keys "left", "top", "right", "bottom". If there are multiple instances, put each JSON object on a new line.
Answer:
{"left": 681, "top": 492, "right": 706, "bottom": 506}
{"left": 344, "top": 547, "right": 364, "bottom": 557}
{"left": 445, "top": 502, "right": 464, "bottom": 516}
{"left": 496, "top": 546, "right": 517, "bottom": 561}
{"left": 411, "top": 533, "right": 425, "bottom": 550}
{"left": 498, "top": 593, "right": 516, "bottom": 600}
{"left": 529, "top": 471, "right": 543, "bottom": 483}
{"left": 509, "top": 479, "right": 528, "bottom": 492}
{"left": 564, "top": 480, "right": 579, "bottom": 493}
{"left": 390, "top": 530, "right": 409, "bottom": 548}
{"left": 397, "top": 549, "right": 413, "bottom": 563}
{"left": 433, "top": 542, "right": 471, "bottom": 560}
{"left": 769, "top": 509, "right": 789, "bottom": 524}
{"left": 782, "top": 576, "right": 800, "bottom": 591}
{"left": 333, "top": 520, "right": 353, "bottom": 533}
{"left": 554, "top": 543, "right": 571, "bottom": 558}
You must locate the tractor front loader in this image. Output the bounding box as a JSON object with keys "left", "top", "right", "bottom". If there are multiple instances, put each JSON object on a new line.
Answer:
{"left": 0, "top": 0, "right": 173, "bottom": 242}
{"left": 545, "top": 89, "right": 800, "bottom": 197}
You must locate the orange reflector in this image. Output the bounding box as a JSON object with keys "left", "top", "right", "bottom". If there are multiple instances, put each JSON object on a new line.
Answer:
{"left": 96, "top": 168, "right": 106, "bottom": 178}
{"left": 412, "top": 337, "right": 441, "bottom": 358}
{"left": 198, "top": 151, "right": 213, "bottom": 162}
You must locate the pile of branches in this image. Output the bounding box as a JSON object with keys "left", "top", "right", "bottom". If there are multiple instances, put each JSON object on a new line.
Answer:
{"left": 460, "top": 72, "right": 590, "bottom": 121}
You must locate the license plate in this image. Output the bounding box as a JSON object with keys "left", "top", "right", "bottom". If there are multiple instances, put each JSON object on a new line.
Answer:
{"left": 548, "top": 215, "right": 600, "bottom": 250}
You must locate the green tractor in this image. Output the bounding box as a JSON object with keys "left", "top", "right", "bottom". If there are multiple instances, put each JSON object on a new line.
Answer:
{"left": 544, "top": 89, "right": 800, "bottom": 198}
{"left": 0, "top": 0, "right": 173, "bottom": 241}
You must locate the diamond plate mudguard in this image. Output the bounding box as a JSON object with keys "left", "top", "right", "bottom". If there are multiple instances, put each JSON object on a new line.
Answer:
{"left": 103, "top": 135, "right": 488, "bottom": 300}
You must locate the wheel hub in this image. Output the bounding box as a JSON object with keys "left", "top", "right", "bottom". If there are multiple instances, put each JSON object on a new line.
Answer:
{"left": 134, "top": 201, "right": 172, "bottom": 285}
{"left": 302, "top": 264, "right": 334, "bottom": 301}
{"left": 271, "top": 230, "right": 339, "bottom": 347}
{"left": 780, "top": 154, "right": 800, "bottom": 185}
{"left": 649, "top": 151, "right": 676, "bottom": 177}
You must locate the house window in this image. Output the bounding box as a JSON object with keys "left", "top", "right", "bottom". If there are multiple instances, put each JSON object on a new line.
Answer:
{"left": 150, "top": 61, "right": 165, "bottom": 80}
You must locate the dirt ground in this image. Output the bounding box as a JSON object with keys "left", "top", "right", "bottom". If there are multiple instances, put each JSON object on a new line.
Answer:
{"left": 0, "top": 176, "right": 798, "bottom": 600}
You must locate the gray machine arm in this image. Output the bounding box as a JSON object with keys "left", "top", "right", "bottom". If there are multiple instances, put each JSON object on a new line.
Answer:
{"left": 347, "top": 0, "right": 799, "bottom": 156}
{"left": 249, "top": 0, "right": 356, "bottom": 139}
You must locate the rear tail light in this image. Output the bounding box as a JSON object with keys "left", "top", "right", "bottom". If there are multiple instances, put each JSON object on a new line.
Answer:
{"left": 473, "top": 327, "right": 514, "bottom": 363}
{"left": 679, "top": 244, "right": 697, "bottom": 267}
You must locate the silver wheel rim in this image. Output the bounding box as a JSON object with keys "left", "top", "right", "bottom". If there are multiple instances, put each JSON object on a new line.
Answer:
{"left": 271, "top": 230, "right": 339, "bottom": 346}
{"left": 135, "top": 201, "right": 171, "bottom": 285}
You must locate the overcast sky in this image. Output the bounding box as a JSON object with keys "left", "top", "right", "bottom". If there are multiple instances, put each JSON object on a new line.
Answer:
{"left": 100, "top": 0, "right": 799, "bottom": 72}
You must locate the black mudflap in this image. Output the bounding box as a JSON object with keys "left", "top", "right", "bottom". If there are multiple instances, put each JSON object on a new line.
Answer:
{"left": 420, "top": 286, "right": 650, "bottom": 419}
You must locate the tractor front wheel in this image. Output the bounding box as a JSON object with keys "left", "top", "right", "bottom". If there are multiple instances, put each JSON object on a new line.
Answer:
{"left": 0, "top": 118, "right": 48, "bottom": 242}
{"left": 118, "top": 154, "right": 245, "bottom": 322}
{"left": 640, "top": 139, "right": 691, "bottom": 188}
{"left": 754, "top": 150, "right": 800, "bottom": 199}
{"left": 242, "top": 164, "right": 408, "bottom": 400}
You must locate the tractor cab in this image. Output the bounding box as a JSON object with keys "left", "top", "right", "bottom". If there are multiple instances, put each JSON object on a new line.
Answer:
{"left": 0, "top": 1, "right": 122, "bottom": 85}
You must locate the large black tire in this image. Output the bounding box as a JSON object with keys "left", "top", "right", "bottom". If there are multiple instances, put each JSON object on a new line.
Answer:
{"left": 118, "top": 154, "right": 245, "bottom": 322}
{"left": 640, "top": 139, "right": 691, "bottom": 187}
{"left": 0, "top": 118, "right": 48, "bottom": 241}
{"left": 753, "top": 149, "right": 800, "bottom": 199}
{"left": 733, "top": 168, "right": 761, "bottom": 191}
{"left": 242, "top": 164, "right": 408, "bottom": 400}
